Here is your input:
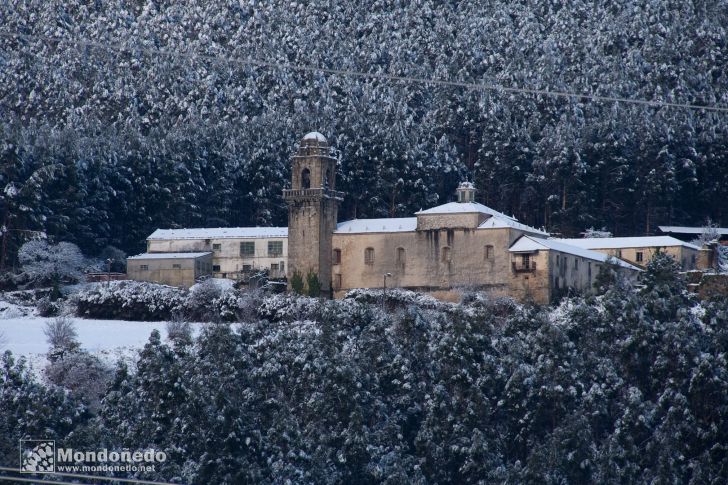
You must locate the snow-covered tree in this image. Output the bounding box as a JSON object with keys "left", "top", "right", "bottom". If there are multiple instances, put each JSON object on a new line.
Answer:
{"left": 18, "top": 240, "right": 86, "bottom": 287}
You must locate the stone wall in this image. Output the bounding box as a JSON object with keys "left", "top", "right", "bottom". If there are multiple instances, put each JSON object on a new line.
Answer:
{"left": 331, "top": 227, "right": 521, "bottom": 299}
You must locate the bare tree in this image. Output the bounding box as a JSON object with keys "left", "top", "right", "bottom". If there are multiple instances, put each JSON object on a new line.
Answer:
{"left": 43, "top": 316, "right": 79, "bottom": 352}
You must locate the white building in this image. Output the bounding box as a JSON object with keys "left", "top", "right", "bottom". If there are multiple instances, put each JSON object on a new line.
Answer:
{"left": 144, "top": 227, "right": 288, "bottom": 280}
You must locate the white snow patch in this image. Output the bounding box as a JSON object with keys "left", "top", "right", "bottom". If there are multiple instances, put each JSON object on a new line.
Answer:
{"left": 0, "top": 316, "right": 202, "bottom": 375}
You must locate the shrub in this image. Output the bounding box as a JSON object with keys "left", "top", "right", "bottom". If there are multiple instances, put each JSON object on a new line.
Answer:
{"left": 45, "top": 350, "right": 112, "bottom": 410}
{"left": 73, "top": 281, "right": 186, "bottom": 321}
{"left": 290, "top": 271, "right": 304, "bottom": 294}
{"left": 306, "top": 271, "right": 321, "bottom": 297}
{"left": 185, "top": 279, "right": 222, "bottom": 322}
{"left": 37, "top": 297, "right": 59, "bottom": 317}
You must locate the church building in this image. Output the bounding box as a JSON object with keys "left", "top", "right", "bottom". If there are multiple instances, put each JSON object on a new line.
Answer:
{"left": 129, "top": 132, "right": 654, "bottom": 303}
{"left": 284, "top": 132, "right": 640, "bottom": 303}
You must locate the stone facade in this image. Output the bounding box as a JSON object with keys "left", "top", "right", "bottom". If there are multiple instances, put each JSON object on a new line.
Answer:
{"left": 284, "top": 132, "right": 344, "bottom": 294}
{"left": 332, "top": 226, "right": 522, "bottom": 299}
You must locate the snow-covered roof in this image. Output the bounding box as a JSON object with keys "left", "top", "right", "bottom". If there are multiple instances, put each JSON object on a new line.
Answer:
{"left": 509, "top": 236, "right": 640, "bottom": 270}
{"left": 335, "top": 218, "right": 417, "bottom": 234}
{"left": 551, "top": 236, "right": 700, "bottom": 251}
{"left": 416, "top": 201, "right": 548, "bottom": 235}
{"left": 303, "top": 131, "right": 326, "bottom": 142}
{"left": 128, "top": 252, "right": 212, "bottom": 260}
{"left": 659, "top": 225, "right": 728, "bottom": 235}
{"left": 416, "top": 201, "right": 490, "bottom": 215}
{"left": 147, "top": 227, "right": 288, "bottom": 240}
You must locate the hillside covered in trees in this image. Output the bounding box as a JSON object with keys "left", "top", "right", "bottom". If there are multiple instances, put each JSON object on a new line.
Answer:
{"left": 1, "top": 0, "right": 727, "bottom": 265}
{"left": 3, "top": 256, "right": 728, "bottom": 483}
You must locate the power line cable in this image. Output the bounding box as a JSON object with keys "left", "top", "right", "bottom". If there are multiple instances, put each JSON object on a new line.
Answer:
{"left": 1, "top": 31, "right": 728, "bottom": 114}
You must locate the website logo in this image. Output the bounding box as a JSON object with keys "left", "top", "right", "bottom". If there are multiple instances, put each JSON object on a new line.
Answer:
{"left": 20, "top": 440, "right": 55, "bottom": 473}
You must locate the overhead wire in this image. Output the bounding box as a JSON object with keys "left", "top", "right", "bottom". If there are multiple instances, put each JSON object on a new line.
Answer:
{"left": 1, "top": 31, "right": 727, "bottom": 114}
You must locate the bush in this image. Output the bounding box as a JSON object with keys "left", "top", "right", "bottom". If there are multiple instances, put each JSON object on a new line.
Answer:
{"left": 166, "top": 320, "right": 193, "bottom": 346}
{"left": 45, "top": 350, "right": 112, "bottom": 410}
{"left": 73, "top": 281, "right": 186, "bottom": 321}
{"left": 184, "top": 279, "right": 222, "bottom": 322}
{"left": 257, "top": 293, "right": 323, "bottom": 322}
{"left": 290, "top": 271, "right": 304, "bottom": 294}
{"left": 306, "top": 271, "right": 321, "bottom": 297}
{"left": 345, "top": 287, "right": 445, "bottom": 310}
{"left": 214, "top": 289, "right": 261, "bottom": 322}
{"left": 37, "top": 297, "right": 59, "bottom": 317}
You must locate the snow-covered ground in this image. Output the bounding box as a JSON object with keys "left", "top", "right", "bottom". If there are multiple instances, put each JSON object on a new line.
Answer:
{"left": 0, "top": 314, "right": 197, "bottom": 375}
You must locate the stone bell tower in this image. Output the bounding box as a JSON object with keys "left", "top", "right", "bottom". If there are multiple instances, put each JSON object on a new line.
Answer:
{"left": 283, "top": 132, "right": 344, "bottom": 294}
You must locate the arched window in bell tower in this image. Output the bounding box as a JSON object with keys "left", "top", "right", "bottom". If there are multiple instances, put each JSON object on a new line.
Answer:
{"left": 301, "top": 168, "right": 311, "bottom": 189}
{"left": 324, "top": 168, "right": 331, "bottom": 188}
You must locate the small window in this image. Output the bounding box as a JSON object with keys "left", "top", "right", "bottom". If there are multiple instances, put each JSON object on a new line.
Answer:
{"left": 271, "top": 263, "right": 279, "bottom": 271}
{"left": 212, "top": 243, "right": 221, "bottom": 251}
{"left": 636, "top": 251, "right": 644, "bottom": 263}
{"left": 521, "top": 254, "right": 530, "bottom": 268}
{"left": 301, "top": 168, "right": 311, "bottom": 189}
{"left": 396, "top": 247, "right": 406, "bottom": 266}
{"left": 268, "top": 240, "right": 283, "bottom": 257}
{"left": 442, "top": 247, "right": 451, "bottom": 263}
{"left": 333, "top": 248, "right": 342, "bottom": 265}
{"left": 588, "top": 262, "right": 592, "bottom": 277}
{"left": 242, "top": 264, "right": 252, "bottom": 272}
{"left": 140, "top": 264, "right": 149, "bottom": 271}
{"left": 691, "top": 254, "right": 696, "bottom": 265}
{"left": 574, "top": 258, "right": 579, "bottom": 270}
{"left": 616, "top": 249, "right": 622, "bottom": 258}
{"left": 485, "top": 245, "right": 494, "bottom": 260}
{"left": 172, "top": 263, "right": 181, "bottom": 269}
{"left": 240, "top": 241, "right": 255, "bottom": 257}
{"left": 556, "top": 254, "right": 560, "bottom": 265}
{"left": 212, "top": 265, "right": 221, "bottom": 272}
{"left": 364, "top": 247, "right": 375, "bottom": 265}
{"left": 334, "top": 273, "right": 342, "bottom": 289}
{"left": 280, "top": 261, "right": 285, "bottom": 272}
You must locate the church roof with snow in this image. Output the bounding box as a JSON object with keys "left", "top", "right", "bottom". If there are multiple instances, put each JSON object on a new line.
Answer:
{"left": 416, "top": 201, "right": 548, "bottom": 235}
{"left": 550, "top": 236, "right": 700, "bottom": 251}
{"left": 335, "top": 218, "right": 417, "bottom": 234}
{"left": 509, "top": 236, "right": 641, "bottom": 270}
{"left": 147, "top": 227, "right": 288, "bottom": 240}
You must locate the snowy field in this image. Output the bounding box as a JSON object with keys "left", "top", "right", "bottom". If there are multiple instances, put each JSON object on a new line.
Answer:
{"left": 0, "top": 314, "right": 196, "bottom": 375}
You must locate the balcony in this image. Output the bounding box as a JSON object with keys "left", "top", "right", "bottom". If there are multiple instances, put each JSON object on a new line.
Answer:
{"left": 512, "top": 261, "right": 537, "bottom": 273}
{"left": 283, "top": 187, "right": 345, "bottom": 201}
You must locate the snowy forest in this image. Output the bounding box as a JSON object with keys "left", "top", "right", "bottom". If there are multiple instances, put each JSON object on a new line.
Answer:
{"left": 3, "top": 255, "right": 728, "bottom": 483}
{"left": 1, "top": 0, "right": 728, "bottom": 266}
